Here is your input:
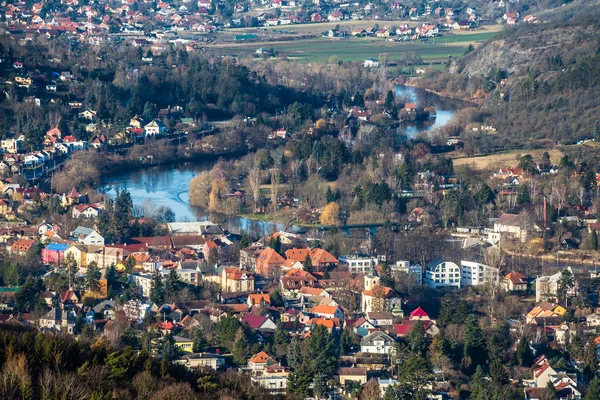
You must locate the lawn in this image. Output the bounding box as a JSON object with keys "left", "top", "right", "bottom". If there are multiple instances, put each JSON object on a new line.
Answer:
{"left": 210, "top": 30, "right": 497, "bottom": 63}
{"left": 453, "top": 149, "right": 564, "bottom": 171}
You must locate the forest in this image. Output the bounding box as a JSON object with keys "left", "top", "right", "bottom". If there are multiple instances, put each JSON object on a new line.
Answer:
{"left": 0, "top": 325, "right": 273, "bottom": 400}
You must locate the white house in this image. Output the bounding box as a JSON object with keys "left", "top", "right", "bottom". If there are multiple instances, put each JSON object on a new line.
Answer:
{"left": 309, "top": 305, "right": 344, "bottom": 320}
{"left": 144, "top": 119, "right": 167, "bottom": 137}
{"left": 460, "top": 261, "right": 499, "bottom": 287}
{"left": 361, "top": 275, "right": 402, "bottom": 314}
{"left": 494, "top": 213, "right": 536, "bottom": 242}
{"left": 425, "top": 260, "right": 461, "bottom": 288}
{"left": 129, "top": 273, "right": 153, "bottom": 297}
{"left": 364, "top": 58, "right": 379, "bottom": 68}
{"left": 339, "top": 254, "right": 378, "bottom": 274}
{"left": 360, "top": 331, "right": 395, "bottom": 354}
{"left": 70, "top": 226, "right": 105, "bottom": 246}
{"left": 536, "top": 267, "right": 575, "bottom": 302}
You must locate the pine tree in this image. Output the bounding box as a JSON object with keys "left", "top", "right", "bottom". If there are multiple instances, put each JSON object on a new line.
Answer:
{"left": 587, "top": 376, "right": 600, "bottom": 400}
{"left": 490, "top": 360, "right": 508, "bottom": 385}
{"left": 313, "top": 373, "right": 327, "bottom": 399}
{"left": 287, "top": 337, "right": 301, "bottom": 370}
{"left": 85, "top": 261, "right": 101, "bottom": 292}
{"left": 516, "top": 337, "right": 533, "bottom": 366}
{"left": 463, "top": 314, "right": 487, "bottom": 373}
{"left": 384, "top": 385, "right": 398, "bottom": 400}
{"left": 192, "top": 329, "right": 207, "bottom": 353}
{"left": 408, "top": 322, "right": 427, "bottom": 355}
{"left": 164, "top": 269, "right": 180, "bottom": 301}
{"left": 150, "top": 271, "right": 165, "bottom": 305}
{"left": 469, "top": 365, "right": 486, "bottom": 400}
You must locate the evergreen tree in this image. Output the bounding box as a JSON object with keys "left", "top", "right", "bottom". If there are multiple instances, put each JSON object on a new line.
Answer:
{"left": 384, "top": 385, "right": 398, "bottom": 400}
{"left": 517, "top": 184, "right": 531, "bottom": 205}
{"left": 516, "top": 337, "right": 534, "bottom": 367}
{"left": 240, "top": 232, "right": 250, "bottom": 249}
{"left": 164, "top": 269, "right": 180, "bottom": 301}
{"left": 192, "top": 329, "right": 207, "bottom": 353}
{"left": 408, "top": 322, "right": 427, "bottom": 355}
{"left": 287, "top": 337, "right": 302, "bottom": 370}
{"left": 105, "top": 264, "right": 120, "bottom": 291}
{"left": 587, "top": 376, "right": 600, "bottom": 400}
{"left": 215, "top": 315, "right": 241, "bottom": 350}
{"left": 85, "top": 261, "right": 101, "bottom": 292}
{"left": 309, "top": 325, "right": 338, "bottom": 377}
{"left": 469, "top": 365, "right": 486, "bottom": 400}
{"left": 582, "top": 339, "right": 600, "bottom": 382}
{"left": 489, "top": 360, "right": 508, "bottom": 385}
{"left": 150, "top": 271, "right": 165, "bottom": 305}
{"left": 2, "top": 261, "right": 22, "bottom": 286}
{"left": 313, "top": 373, "right": 327, "bottom": 399}
{"left": 463, "top": 314, "right": 487, "bottom": 373}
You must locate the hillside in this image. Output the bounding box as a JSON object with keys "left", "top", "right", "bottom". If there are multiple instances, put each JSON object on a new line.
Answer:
{"left": 415, "top": 2, "right": 600, "bottom": 151}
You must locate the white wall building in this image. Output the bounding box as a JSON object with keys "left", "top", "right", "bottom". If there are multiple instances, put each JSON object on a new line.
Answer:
{"left": 460, "top": 261, "right": 499, "bottom": 287}
{"left": 425, "top": 260, "right": 461, "bottom": 288}
{"left": 339, "top": 254, "right": 378, "bottom": 274}
{"left": 129, "top": 273, "right": 153, "bottom": 297}
{"left": 392, "top": 260, "right": 423, "bottom": 284}
{"left": 360, "top": 331, "right": 395, "bottom": 354}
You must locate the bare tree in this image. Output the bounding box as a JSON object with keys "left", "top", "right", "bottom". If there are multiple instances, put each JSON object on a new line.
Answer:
{"left": 247, "top": 167, "right": 262, "bottom": 214}
{"left": 270, "top": 167, "right": 280, "bottom": 216}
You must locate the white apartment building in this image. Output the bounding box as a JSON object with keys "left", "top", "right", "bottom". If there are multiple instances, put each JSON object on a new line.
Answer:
{"left": 460, "top": 261, "right": 499, "bottom": 287}
{"left": 339, "top": 254, "right": 378, "bottom": 274}
{"left": 392, "top": 260, "right": 423, "bottom": 284}
{"left": 425, "top": 260, "right": 461, "bottom": 288}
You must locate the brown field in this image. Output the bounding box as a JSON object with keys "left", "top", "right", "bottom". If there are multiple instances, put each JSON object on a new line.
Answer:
{"left": 453, "top": 148, "right": 564, "bottom": 171}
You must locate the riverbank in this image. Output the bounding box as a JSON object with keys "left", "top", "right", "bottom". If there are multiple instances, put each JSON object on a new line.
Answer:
{"left": 404, "top": 78, "right": 483, "bottom": 105}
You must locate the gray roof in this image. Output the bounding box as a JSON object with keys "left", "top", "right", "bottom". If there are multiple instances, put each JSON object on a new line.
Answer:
{"left": 360, "top": 331, "right": 394, "bottom": 346}
{"left": 71, "top": 226, "right": 94, "bottom": 237}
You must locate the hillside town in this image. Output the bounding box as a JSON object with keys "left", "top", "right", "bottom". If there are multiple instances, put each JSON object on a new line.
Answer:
{"left": 0, "top": 173, "right": 599, "bottom": 398}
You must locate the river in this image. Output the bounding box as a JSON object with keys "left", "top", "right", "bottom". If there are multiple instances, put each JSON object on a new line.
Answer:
{"left": 100, "top": 86, "right": 467, "bottom": 233}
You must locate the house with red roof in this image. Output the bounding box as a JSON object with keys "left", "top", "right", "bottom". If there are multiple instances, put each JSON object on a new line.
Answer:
{"left": 501, "top": 271, "right": 528, "bottom": 292}
{"left": 409, "top": 306, "right": 431, "bottom": 321}
{"left": 241, "top": 314, "right": 277, "bottom": 331}
{"left": 10, "top": 238, "right": 37, "bottom": 256}
{"left": 305, "top": 317, "right": 340, "bottom": 332}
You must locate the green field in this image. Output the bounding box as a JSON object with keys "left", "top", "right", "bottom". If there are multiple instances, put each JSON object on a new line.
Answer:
{"left": 210, "top": 31, "right": 498, "bottom": 63}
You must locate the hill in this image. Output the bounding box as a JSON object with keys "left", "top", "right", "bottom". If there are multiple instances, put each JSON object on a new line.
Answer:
{"left": 415, "top": 2, "right": 600, "bottom": 151}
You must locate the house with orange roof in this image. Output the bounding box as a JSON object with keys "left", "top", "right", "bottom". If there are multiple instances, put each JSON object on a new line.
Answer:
{"left": 309, "top": 248, "right": 339, "bottom": 269}
{"left": 305, "top": 317, "right": 340, "bottom": 332}
{"left": 501, "top": 271, "right": 528, "bottom": 292}
{"left": 284, "top": 247, "right": 310, "bottom": 263}
{"left": 247, "top": 293, "right": 271, "bottom": 306}
{"left": 256, "top": 248, "right": 285, "bottom": 277}
{"left": 298, "top": 286, "right": 330, "bottom": 298}
{"left": 309, "top": 305, "right": 343, "bottom": 320}
{"left": 248, "top": 351, "right": 277, "bottom": 371}
{"left": 202, "top": 240, "right": 219, "bottom": 261}
{"left": 221, "top": 267, "right": 255, "bottom": 293}
{"left": 10, "top": 238, "right": 37, "bottom": 256}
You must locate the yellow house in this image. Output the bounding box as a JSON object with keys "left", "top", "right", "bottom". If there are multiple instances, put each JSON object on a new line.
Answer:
{"left": 64, "top": 244, "right": 88, "bottom": 268}
{"left": 173, "top": 335, "right": 194, "bottom": 353}
{"left": 115, "top": 261, "right": 127, "bottom": 272}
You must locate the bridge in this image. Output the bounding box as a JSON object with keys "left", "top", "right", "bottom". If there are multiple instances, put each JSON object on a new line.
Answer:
{"left": 320, "top": 222, "right": 399, "bottom": 236}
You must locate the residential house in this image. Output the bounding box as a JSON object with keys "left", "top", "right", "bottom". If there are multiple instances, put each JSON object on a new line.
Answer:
{"left": 536, "top": 268, "right": 575, "bottom": 302}
{"left": 338, "top": 367, "right": 368, "bottom": 386}
{"left": 41, "top": 243, "right": 69, "bottom": 264}
{"left": 425, "top": 260, "right": 461, "bottom": 288}
{"left": 360, "top": 331, "right": 395, "bottom": 354}
{"left": 460, "top": 261, "right": 499, "bottom": 287}
{"left": 309, "top": 305, "right": 343, "bottom": 320}
{"left": 501, "top": 271, "right": 528, "bottom": 292}
{"left": 72, "top": 204, "right": 102, "bottom": 219}
{"left": 494, "top": 213, "right": 536, "bottom": 242}
{"left": 309, "top": 248, "right": 339, "bottom": 270}
{"left": 64, "top": 244, "right": 88, "bottom": 267}
{"left": 39, "top": 307, "right": 76, "bottom": 334}
{"left": 10, "top": 238, "right": 36, "bottom": 257}
{"left": 391, "top": 261, "right": 423, "bottom": 284}
{"left": 173, "top": 335, "right": 194, "bottom": 353}
{"left": 144, "top": 119, "right": 167, "bottom": 137}
{"left": 241, "top": 314, "right": 277, "bottom": 331}
{"left": 70, "top": 226, "right": 104, "bottom": 246}
{"left": 240, "top": 245, "right": 266, "bottom": 272}
{"left": 367, "top": 311, "right": 394, "bottom": 327}
{"left": 176, "top": 353, "right": 226, "bottom": 370}
{"left": 248, "top": 293, "right": 271, "bottom": 307}
{"left": 256, "top": 248, "right": 285, "bottom": 278}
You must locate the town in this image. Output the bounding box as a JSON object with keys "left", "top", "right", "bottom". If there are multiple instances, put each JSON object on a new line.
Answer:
{"left": 1, "top": 0, "right": 600, "bottom": 397}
